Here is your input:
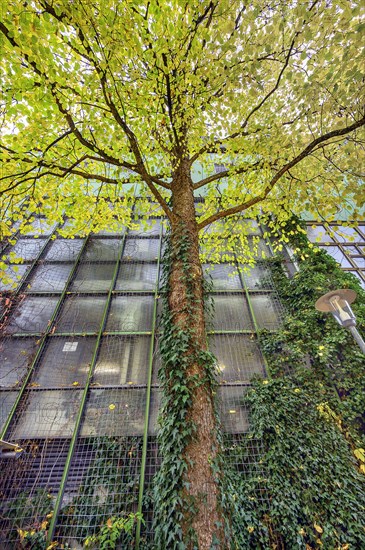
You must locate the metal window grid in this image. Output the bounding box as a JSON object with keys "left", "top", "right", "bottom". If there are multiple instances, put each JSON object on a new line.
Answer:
{"left": 0, "top": 211, "right": 282, "bottom": 548}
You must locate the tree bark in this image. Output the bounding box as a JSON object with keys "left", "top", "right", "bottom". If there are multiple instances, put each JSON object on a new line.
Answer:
{"left": 166, "top": 160, "right": 224, "bottom": 549}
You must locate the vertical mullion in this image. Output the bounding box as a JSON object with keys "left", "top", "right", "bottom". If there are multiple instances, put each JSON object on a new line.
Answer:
{"left": 135, "top": 220, "right": 163, "bottom": 548}
{"left": 46, "top": 232, "right": 127, "bottom": 544}
{"left": 236, "top": 258, "right": 269, "bottom": 378}
{"left": 0, "top": 234, "right": 90, "bottom": 439}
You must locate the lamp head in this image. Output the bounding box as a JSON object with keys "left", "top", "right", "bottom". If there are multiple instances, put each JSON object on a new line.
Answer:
{"left": 315, "top": 289, "right": 357, "bottom": 328}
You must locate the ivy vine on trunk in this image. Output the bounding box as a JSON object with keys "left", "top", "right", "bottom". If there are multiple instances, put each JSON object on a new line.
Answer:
{"left": 154, "top": 163, "right": 227, "bottom": 549}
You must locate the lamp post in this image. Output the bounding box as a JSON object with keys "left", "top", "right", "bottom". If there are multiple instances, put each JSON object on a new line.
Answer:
{"left": 315, "top": 289, "right": 365, "bottom": 354}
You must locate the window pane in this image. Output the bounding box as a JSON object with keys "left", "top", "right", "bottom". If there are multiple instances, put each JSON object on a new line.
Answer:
{"left": 321, "top": 246, "right": 352, "bottom": 267}
{"left": 352, "top": 257, "right": 365, "bottom": 268}
{"left": 6, "top": 297, "right": 59, "bottom": 334}
{"left": 106, "top": 296, "right": 154, "bottom": 332}
{"left": 210, "top": 335, "right": 265, "bottom": 382}
{"left": 80, "top": 389, "right": 147, "bottom": 436}
{"left": 242, "top": 263, "right": 272, "bottom": 289}
{"left": 0, "top": 391, "right": 19, "bottom": 433}
{"left": 94, "top": 335, "right": 150, "bottom": 385}
{"left": 70, "top": 263, "right": 115, "bottom": 292}
{"left": 332, "top": 226, "right": 361, "bottom": 243}
{"left": 218, "top": 386, "right": 250, "bottom": 433}
{"left": 33, "top": 337, "right": 96, "bottom": 387}
{"left": 0, "top": 337, "right": 38, "bottom": 387}
{"left": 9, "top": 239, "right": 46, "bottom": 261}
{"left": 307, "top": 225, "right": 334, "bottom": 243}
{"left": 44, "top": 239, "right": 84, "bottom": 262}
{"left": 204, "top": 264, "right": 242, "bottom": 290}
{"left": 55, "top": 296, "right": 107, "bottom": 333}
{"left": 211, "top": 295, "right": 253, "bottom": 331}
{"left": 10, "top": 390, "right": 82, "bottom": 439}
{"left": 22, "top": 219, "right": 57, "bottom": 236}
{"left": 115, "top": 263, "right": 158, "bottom": 291}
{"left": 27, "top": 264, "right": 73, "bottom": 292}
{"left": 0, "top": 264, "right": 30, "bottom": 291}
{"left": 250, "top": 294, "right": 281, "bottom": 329}
{"left": 81, "top": 238, "right": 123, "bottom": 262}
{"left": 123, "top": 238, "right": 160, "bottom": 261}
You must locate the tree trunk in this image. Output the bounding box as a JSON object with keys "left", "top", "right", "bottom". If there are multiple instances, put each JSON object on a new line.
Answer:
{"left": 161, "top": 160, "right": 225, "bottom": 549}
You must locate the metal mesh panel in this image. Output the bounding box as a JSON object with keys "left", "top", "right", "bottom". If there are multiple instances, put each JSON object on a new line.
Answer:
{"left": 0, "top": 336, "right": 38, "bottom": 387}
{"left": 123, "top": 238, "right": 160, "bottom": 261}
{"left": 210, "top": 334, "right": 266, "bottom": 382}
{"left": 93, "top": 335, "right": 150, "bottom": 385}
{"left": 250, "top": 293, "right": 283, "bottom": 329}
{"left": 218, "top": 386, "right": 250, "bottom": 433}
{"left": 8, "top": 238, "right": 46, "bottom": 261}
{"left": 0, "top": 264, "right": 31, "bottom": 291}
{"left": 43, "top": 238, "right": 85, "bottom": 261}
{"left": 116, "top": 262, "right": 158, "bottom": 291}
{"left": 0, "top": 210, "right": 287, "bottom": 548}
{"left": 54, "top": 296, "right": 107, "bottom": 333}
{"left": 0, "top": 439, "right": 70, "bottom": 549}
{"left": 106, "top": 295, "right": 154, "bottom": 332}
{"left": 80, "top": 388, "right": 147, "bottom": 437}
{"left": 212, "top": 294, "right": 253, "bottom": 331}
{"left": 33, "top": 336, "right": 97, "bottom": 387}
{"left": 6, "top": 296, "right": 59, "bottom": 334}
{"left": 54, "top": 436, "right": 143, "bottom": 547}
{"left": 0, "top": 391, "right": 19, "bottom": 433}
{"left": 26, "top": 264, "right": 74, "bottom": 292}
{"left": 8, "top": 390, "right": 82, "bottom": 440}
{"left": 204, "top": 263, "right": 242, "bottom": 290}
{"left": 70, "top": 262, "right": 116, "bottom": 292}
{"left": 81, "top": 238, "right": 124, "bottom": 262}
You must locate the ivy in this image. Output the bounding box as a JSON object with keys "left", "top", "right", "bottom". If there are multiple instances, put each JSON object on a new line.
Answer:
{"left": 153, "top": 225, "right": 229, "bottom": 549}
{"left": 57, "top": 437, "right": 142, "bottom": 547}
{"left": 224, "top": 217, "right": 365, "bottom": 549}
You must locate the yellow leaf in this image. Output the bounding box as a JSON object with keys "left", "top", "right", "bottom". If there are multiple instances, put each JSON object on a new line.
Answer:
{"left": 109, "top": 404, "right": 115, "bottom": 410}
{"left": 72, "top": 381, "right": 79, "bottom": 386}
{"left": 314, "top": 523, "right": 323, "bottom": 533}
{"left": 107, "top": 518, "right": 113, "bottom": 528}
{"left": 359, "top": 464, "right": 365, "bottom": 475}
{"left": 247, "top": 526, "right": 255, "bottom": 533}
{"left": 354, "top": 448, "right": 365, "bottom": 462}
{"left": 41, "top": 520, "right": 48, "bottom": 530}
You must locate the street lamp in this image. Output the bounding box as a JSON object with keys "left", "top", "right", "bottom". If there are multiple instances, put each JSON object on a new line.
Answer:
{"left": 315, "top": 289, "right": 365, "bottom": 354}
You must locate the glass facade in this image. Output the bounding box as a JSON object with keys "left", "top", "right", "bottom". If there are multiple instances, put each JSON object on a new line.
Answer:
{"left": 306, "top": 222, "right": 365, "bottom": 288}
{"left": 0, "top": 212, "right": 282, "bottom": 547}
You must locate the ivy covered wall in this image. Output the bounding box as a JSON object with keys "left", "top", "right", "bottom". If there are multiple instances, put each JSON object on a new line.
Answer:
{"left": 226, "top": 219, "right": 365, "bottom": 549}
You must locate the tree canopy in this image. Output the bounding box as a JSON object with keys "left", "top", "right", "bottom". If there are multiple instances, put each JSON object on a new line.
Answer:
{"left": 1, "top": 0, "right": 364, "bottom": 245}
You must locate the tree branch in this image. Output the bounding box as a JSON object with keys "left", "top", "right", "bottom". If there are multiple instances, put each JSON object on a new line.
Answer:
{"left": 193, "top": 160, "right": 263, "bottom": 190}
{"left": 197, "top": 115, "right": 365, "bottom": 230}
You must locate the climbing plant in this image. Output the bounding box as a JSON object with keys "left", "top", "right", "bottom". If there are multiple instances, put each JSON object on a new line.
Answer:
{"left": 153, "top": 228, "right": 229, "bottom": 549}
{"left": 56, "top": 437, "right": 142, "bottom": 547}
{"left": 224, "top": 219, "right": 365, "bottom": 549}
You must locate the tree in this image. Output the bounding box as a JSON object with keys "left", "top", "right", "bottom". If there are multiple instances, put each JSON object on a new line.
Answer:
{"left": 1, "top": 1, "right": 364, "bottom": 548}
